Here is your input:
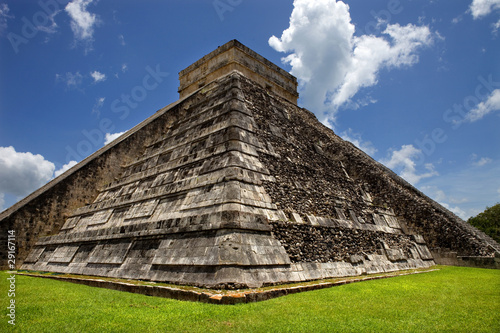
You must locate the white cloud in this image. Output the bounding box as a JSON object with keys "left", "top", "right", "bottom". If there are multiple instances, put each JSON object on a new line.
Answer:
{"left": 494, "top": 19, "right": 500, "bottom": 32}
{"left": 452, "top": 15, "right": 463, "bottom": 24}
{"left": 465, "top": 89, "right": 500, "bottom": 122}
{"left": 268, "top": 0, "right": 434, "bottom": 120}
{"left": 118, "top": 34, "right": 126, "bottom": 46}
{"left": 420, "top": 185, "right": 471, "bottom": 219}
{"left": 422, "top": 185, "right": 469, "bottom": 204}
{"left": 419, "top": 161, "right": 500, "bottom": 219}
{"left": 0, "top": 193, "right": 4, "bottom": 212}
{"left": 470, "top": 0, "right": 500, "bottom": 32}
{"left": 0, "top": 3, "right": 13, "bottom": 34}
{"left": 65, "top": 0, "right": 98, "bottom": 42}
{"left": 343, "top": 96, "right": 377, "bottom": 111}
{"left": 321, "top": 117, "right": 335, "bottom": 130}
{"left": 0, "top": 146, "right": 55, "bottom": 198}
{"left": 331, "top": 24, "right": 433, "bottom": 110}
{"left": 473, "top": 157, "right": 492, "bottom": 166}
{"left": 56, "top": 71, "right": 83, "bottom": 89}
{"left": 91, "top": 97, "right": 105, "bottom": 117}
{"left": 441, "top": 202, "right": 469, "bottom": 220}
{"left": 90, "top": 70, "right": 106, "bottom": 83}
{"left": 381, "top": 144, "right": 438, "bottom": 185}
{"left": 56, "top": 71, "right": 107, "bottom": 89}
{"left": 114, "top": 64, "right": 128, "bottom": 78}
{"left": 449, "top": 197, "right": 470, "bottom": 205}
{"left": 104, "top": 131, "right": 126, "bottom": 145}
{"left": 2, "top": 1, "right": 61, "bottom": 35}
{"left": 421, "top": 185, "right": 448, "bottom": 202}
{"left": 54, "top": 160, "right": 78, "bottom": 178}
{"left": 469, "top": 0, "right": 500, "bottom": 19}
{"left": 36, "top": 7, "right": 61, "bottom": 34}
{"left": 340, "top": 128, "right": 377, "bottom": 156}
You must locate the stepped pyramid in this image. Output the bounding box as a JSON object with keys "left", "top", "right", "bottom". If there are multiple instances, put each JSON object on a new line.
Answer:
{"left": 3, "top": 40, "right": 498, "bottom": 288}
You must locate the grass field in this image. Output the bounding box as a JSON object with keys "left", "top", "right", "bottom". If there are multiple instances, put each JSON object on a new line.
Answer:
{"left": 1, "top": 266, "right": 499, "bottom": 332}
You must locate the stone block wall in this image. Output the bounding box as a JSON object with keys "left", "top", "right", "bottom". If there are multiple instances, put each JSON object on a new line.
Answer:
{"left": 179, "top": 40, "right": 298, "bottom": 104}
{"left": 238, "top": 74, "right": 498, "bottom": 261}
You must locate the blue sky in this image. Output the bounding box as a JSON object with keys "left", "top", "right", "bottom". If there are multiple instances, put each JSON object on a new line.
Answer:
{"left": 0, "top": 0, "right": 499, "bottom": 219}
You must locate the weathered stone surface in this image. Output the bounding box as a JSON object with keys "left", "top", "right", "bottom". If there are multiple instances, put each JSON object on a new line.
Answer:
{"left": 3, "top": 40, "right": 498, "bottom": 288}
{"left": 270, "top": 222, "right": 415, "bottom": 263}
{"left": 239, "top": 71, "right": 498, "bottom": 258}
{"left": 179, "top": 39, "right": 298, "bottom": 104}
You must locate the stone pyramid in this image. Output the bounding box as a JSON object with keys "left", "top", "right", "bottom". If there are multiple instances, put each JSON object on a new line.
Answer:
{"left": 3, "top": 40, "right": 498, "bottom": 288}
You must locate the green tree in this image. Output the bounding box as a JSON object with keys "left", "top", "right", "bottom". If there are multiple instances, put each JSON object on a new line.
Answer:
{"left": 467, "top": 203, "right": 500, "bottom": 244}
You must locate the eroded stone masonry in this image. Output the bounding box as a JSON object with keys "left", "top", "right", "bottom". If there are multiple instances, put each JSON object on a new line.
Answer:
{"left": 1, "top": 40, "right": 498, "bottom": 288}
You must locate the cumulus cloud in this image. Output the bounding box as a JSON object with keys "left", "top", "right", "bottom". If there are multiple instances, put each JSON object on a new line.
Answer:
{"left": 0, "top": 146, "right": 55, "bottom": 199}
{"left": 90, "top": 70, "right": 106, "bottom": 83}
{"left": 65, "top": 0, "right": 98, "bottom": 43}
{"left": 0, "top": 147, "right": 84, "bottom": 210}
{"left": 340, "top": 128, "right": 378, "bottom": 156}
{"left": 470, "top": 0, "right": 500, "bottom": 31}
{"left": 381, "top": 144, "right": 438, "bottom": 185}
{"left": 54, "top": 160, "right": 78, "bottom": 177}
{"left": 269, "top": 0, "right": 434, "bottom": 120}
{"left": 332, "top": 23, "right": 433, "bottom": 110}
{"left": 465, "top": 89, "right": 500, "bottom": 122}
{"left": 470, "top": 0, "right": 500, "bottom": 19}
{"left": 104, "top": 131, "right": 126, "bottom": 145}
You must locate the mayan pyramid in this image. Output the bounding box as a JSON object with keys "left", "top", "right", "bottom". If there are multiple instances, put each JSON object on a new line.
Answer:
{"left": 2, "top": 40, "right": 498, "bottom": 288}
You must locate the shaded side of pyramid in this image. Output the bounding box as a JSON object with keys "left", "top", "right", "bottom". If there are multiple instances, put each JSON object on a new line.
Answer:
{"left": 236, "top": 73, "right": 499, "bottom": 264}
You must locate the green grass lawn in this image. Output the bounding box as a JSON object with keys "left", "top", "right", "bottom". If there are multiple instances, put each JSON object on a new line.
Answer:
{"left": 1, "top": 266, "right": 499, "bottom": 332}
